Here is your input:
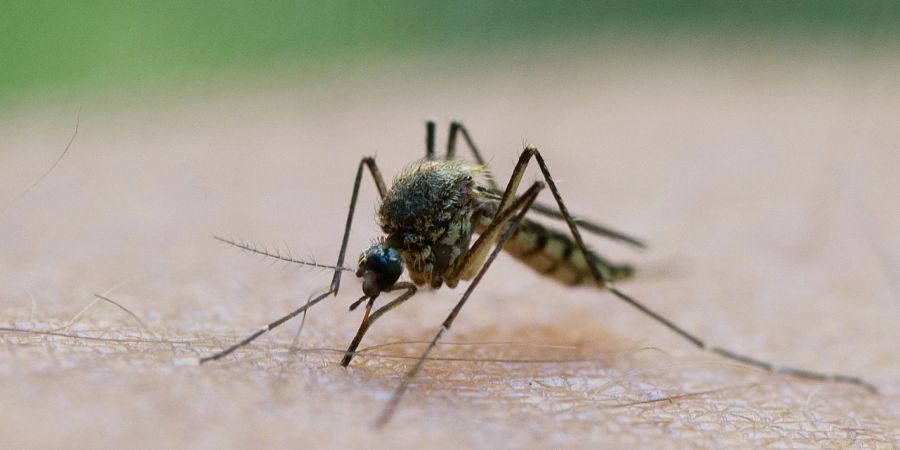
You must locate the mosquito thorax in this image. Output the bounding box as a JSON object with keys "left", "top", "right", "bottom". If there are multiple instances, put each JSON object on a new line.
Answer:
{"left": 356, "top": 242, "right": 404, "bottom": 298}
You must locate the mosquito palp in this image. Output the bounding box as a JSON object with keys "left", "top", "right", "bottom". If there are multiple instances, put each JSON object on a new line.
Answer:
{"left": 202, "top": 120, "right": 878, "bottom": 428}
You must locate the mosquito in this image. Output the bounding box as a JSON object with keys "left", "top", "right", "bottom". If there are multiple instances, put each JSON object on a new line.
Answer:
{"left": 201, "top": 120, "right": 878, "bottom": 427}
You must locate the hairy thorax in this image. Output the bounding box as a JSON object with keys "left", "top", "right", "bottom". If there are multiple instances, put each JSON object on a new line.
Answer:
{"left": 378, "top": 159, "right": 486, "bottom": 288}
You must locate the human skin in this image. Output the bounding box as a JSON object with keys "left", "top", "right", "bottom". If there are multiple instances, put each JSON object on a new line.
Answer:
{"left": 0, "top": 47, "right": 898, "bottom": 448}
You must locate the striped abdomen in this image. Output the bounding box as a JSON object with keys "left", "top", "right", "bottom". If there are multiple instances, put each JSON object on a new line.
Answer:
{"left": 483, "top": 216, "right": 634, "bottom": 286}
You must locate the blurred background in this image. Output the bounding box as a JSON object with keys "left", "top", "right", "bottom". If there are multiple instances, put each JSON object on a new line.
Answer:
{"left": 1, "top": 2, "right": 899, "bottom": 448}
{"left": 3, "top": 1, "right": 900, "bottom": 106}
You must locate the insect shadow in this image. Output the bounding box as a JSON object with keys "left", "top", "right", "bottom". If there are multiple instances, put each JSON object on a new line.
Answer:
{"left": 202, "top": 121, "right": 878, "bottom": 427}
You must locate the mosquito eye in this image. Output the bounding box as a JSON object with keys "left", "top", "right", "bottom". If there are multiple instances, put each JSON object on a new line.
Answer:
{"left": 370, "top": 254, "right": 389, "bottom": 272}
{"left": 381, "top": 255, "right": 402, "bottom": 280}
{"left": 372, "top": 248, "right": 402, "bottom": 278}
{"left": 359, "top": 245, "right": 402, "bottom": 280}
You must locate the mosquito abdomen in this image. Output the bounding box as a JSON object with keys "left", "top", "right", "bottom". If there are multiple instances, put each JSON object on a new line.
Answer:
{"left": 498, "top": 218, "right": 633, "bottom": 286}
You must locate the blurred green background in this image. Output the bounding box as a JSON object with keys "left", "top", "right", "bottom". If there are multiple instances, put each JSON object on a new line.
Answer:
{"left": 2, "top": 1, "right": 899, "bottom": 107}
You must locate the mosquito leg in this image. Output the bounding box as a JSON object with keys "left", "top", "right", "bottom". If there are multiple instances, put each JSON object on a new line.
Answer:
{"left": 341, "top": 282, "right": 418, "bottom": 367}
{"left": 445, "top": 121, "right": 497, "bottom": 189}
{"left": 331, "top": 156, "right": 387, "bottom": 293}
{"left": 371, "top": 174, "right": 547, "bottom": 425}
{"left": 447, "top": 121, "right": 645, "bottom": 248}
{"left": 518, "top": 145, "right": 878, "bottom": 393}
{"left": 201, "top": 156, "right": 389, "bottom": 364}
{"left": 199, "top": 289, "right": 333, "bottom": 363}
{"left": 481, "top": 186, "right": 647, "bottom": 249}
{"left": 425, "top": 120, "right": 437, "bottom": 160}
{"left": 375, "top": 181, "right": 545, "bottom": 427}
{"left": 343, "top": 297, "right": 376, "bottom": 366}
{"left": 449, "top": 181, "right": 546, "bottom": 283}
{"left": 445, "top": 141, "right": 553, "bottom": 283}
{"left": 523, "top": 202, "right": 646, "bottom": 249}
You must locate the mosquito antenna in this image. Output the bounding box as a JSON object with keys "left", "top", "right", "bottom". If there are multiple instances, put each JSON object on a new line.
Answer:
{"left": 214, "top": 235, "right": 353, "bottom": 272}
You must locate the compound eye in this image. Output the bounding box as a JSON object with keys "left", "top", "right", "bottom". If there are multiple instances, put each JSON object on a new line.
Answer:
{"left": 369, "top": 253, "right": 389, "bottom": 272}
{"left": 378, "top": 253, "right": 403, "bottom": 284}
{"left": 357, "top": 244, "right": 403, "bottom": 297}
{"left": 367, "top": 247, "right": 402, "bottom": 285}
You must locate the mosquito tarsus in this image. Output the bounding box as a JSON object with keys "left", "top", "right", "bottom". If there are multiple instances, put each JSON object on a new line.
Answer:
{"left": 202, "top": 120, "right": 878, "bottom": 428}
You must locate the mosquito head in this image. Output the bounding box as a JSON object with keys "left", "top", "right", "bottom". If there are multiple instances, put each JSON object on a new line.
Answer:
{"left": 356, "top": 241, "right": 403, "bottom": 298}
